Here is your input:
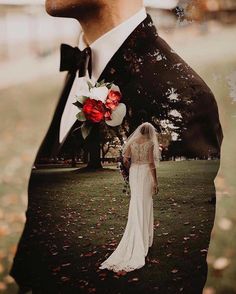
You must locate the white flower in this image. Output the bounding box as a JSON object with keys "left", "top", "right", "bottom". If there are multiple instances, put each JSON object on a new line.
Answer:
{"left": 110, "top": 84, "right": 121, "bottom": 93}
{"left": 106, "top": 103, "right": 126, "bottom": 127}
{"left": 75, "top": 80, "right": 90, "bottom": 97}
{"left": 89, "top": 86, "right": 109, "bottom": 103}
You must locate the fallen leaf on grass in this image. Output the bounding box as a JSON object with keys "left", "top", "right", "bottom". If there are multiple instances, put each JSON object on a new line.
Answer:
{"left": 154, "top": 222, "right": 160, "bottom": 228}
{"left": 183, "top": 237, "right": 190, "bottom": 241}
{"left": 61, "top": 263, "right": 71, "bottom": 267}
{"left": 116, "top": 270, "right": 127, "bottom": 276}
{"left": 52, "top": 266, "right": 61, "bottom": 272}
{"left": 0, "top": 250, "right": 5, "bottom": 259}
{"left": 0, "top": 225, "right": 10, "bottom": 237}
{"left": 203, "top": 287, "right": 216, "bottom": 294}
{"left": 0, "top": 282, "right": 7, "bottom": 291}
{"left": 128, "top": 277, "right": 139, "bottom": 282}
{"left": 83, "top": 252, "right": 96, "bottom": 257}
{"left": 213, "top": 257, "right": 230, "bottom": 270}
{"left": 61, "top": 276, "right": 70, "bottom": 282}
{"left": 98, "top": 272, "right": 107, "bottom": 278}
{"left": 171, "top": 269, "right": 179, "bottom": 274}
{"left": 150, "top": 259, "right": 160, "bottom": 264}
{"left": 0, "top": 264, "right": 4, "bottom": 274}
{"left": 108, "top": 242, "right": 117, "bottom": 247}
{"left": 200, "top": 249, "right": 208, "bottom": 253}
{"left": 218, "top": 218, "right": 233, "bottom": 231}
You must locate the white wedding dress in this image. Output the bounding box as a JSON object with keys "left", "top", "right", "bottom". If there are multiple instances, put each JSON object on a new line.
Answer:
{"left": 99, "top": 140, "right": 155, "bottom": 272}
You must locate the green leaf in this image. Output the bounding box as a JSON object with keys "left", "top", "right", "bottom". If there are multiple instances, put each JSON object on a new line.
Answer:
{"left": 76, "top": 95, "right": 88, "bottom": 104}
{"left": 76, "top": 110, "right": 86, "bottom": 121}
{"left": 96, "top": 79, "right": 105, "bottom": 87}
{"left": 73, "top": 101, "right": 83, "bottom": 108}
{"left": 106, "top": 82, "right": 113, "bottom": 90}
{"left": 81, "top": 123, "right": 92, "bottom": 139}
{"left": 87, "top": 81, "right": 93, "bottom": 90}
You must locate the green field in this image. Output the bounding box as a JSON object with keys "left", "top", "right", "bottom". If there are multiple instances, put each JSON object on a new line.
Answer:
{"left": 1, "top": 160, "right": 219, "bottom": 294}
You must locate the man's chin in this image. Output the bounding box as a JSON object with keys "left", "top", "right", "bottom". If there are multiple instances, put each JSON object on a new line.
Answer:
{"left": 45, "top": 0, "right": 103, "bottom": 19}
{"left": 45, "top": 4, "right": 71, "bottom": 18}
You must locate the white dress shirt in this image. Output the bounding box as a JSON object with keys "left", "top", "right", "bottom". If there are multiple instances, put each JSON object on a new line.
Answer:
{"left": 59, "top": 7, "right": 147, "bottom": 143}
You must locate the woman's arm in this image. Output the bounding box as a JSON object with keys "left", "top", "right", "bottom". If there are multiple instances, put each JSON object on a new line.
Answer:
{"left": 150, "top": 163, "right": 158, "bottom": 186}
{"left": 149, "top": 144, "right": 159, "bottom": 193}
{"left": 123, "top": 145, "right": 131, "bottom": 167}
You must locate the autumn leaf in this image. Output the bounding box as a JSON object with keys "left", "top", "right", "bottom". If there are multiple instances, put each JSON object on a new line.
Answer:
{"left": 61, "top": 276, "right": 70, "bottom": 282}
{"left": 128, "top": 277, "right": 139, "bottom": 282}
{"left": 61, "top": 263, "right": 71, "bottom": 267}
{"left": 0, "top": 282, "right": 7, "bottom": 291}
{"left": 150, "top": 259, "right": 160, "bottom": 264}
{"left": 84, "top": 252, "right": 94, "bottom": 257}
{"left": 171, "top": 269, "right": 179, "bottom": 274}
{"left": 116, "top": 270, "right": 127, "bottom": 276}
{"left": 213, "top": 257, "right": 230, "bottom": 270}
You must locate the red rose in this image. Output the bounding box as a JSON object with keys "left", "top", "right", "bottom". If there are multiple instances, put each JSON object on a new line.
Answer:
{"left": 104, "top": 109, "right": 112, "bottom": 120}
{"left": 83, "top": 98, "right": 105, "bottom": 123}
{"left": 105, "top": 90, "right": 121, "bottom": 110}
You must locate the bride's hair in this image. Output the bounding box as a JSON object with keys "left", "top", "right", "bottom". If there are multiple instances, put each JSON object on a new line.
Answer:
{"left": 140, "top": 123, "right": 152, "bottom": 138}
{"left": 122, "top": 122, "right": 160, "bottom": 168}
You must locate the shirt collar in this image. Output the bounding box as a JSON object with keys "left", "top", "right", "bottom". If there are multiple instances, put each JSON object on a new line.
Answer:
{"left": 78, "top": 7, "right": 147, "bottom": 83}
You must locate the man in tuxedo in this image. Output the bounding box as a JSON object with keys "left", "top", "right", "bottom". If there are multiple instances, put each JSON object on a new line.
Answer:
{"left": 10, "top": 1, "right": 223, "bottom": 293}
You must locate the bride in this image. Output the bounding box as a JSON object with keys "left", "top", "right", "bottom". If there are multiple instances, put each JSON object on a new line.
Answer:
{"left": 99, "top": 122, "right": 160, "bottom": 272}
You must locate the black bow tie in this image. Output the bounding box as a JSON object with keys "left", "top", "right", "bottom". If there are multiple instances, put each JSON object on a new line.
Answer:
{"left": 59, "top": 43, "right": 92, "bottom": 78}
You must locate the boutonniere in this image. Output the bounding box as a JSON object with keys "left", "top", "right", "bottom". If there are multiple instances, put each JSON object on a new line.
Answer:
{"left": 73, "top": 79, "right": 126, "bottom": 139}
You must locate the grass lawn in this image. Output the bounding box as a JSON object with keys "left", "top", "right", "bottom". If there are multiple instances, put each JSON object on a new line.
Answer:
{"left": 6, "top": 160, "right": 218, "bottom": 294}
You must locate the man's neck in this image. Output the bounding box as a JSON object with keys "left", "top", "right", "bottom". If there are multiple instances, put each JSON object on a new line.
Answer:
{"left": 78, "top": 3, "right": 144, "bottom": 45}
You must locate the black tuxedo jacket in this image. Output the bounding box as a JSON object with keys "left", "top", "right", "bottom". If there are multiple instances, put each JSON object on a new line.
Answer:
{"left": 36, "top": 13, "right": 222, "bottom": 162}
{"left": 10, "top": 13, "right": 223, "bottom": 294}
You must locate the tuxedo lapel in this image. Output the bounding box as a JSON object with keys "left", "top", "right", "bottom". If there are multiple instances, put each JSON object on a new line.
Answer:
{"left": 35, "top": 71, "right": 76, "bottom": 161}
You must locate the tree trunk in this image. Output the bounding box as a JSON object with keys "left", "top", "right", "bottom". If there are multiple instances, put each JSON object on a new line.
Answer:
{"left": 86, "top": 124, "right": 103, "bottom": 169}
{"left": 71, "top": 156, "right": 76, "bottom": 168}
{"left": 71, "top": 145, "right": 77, "bottom": 168}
